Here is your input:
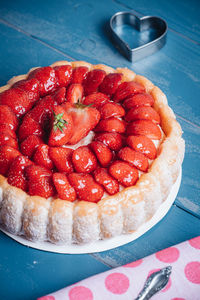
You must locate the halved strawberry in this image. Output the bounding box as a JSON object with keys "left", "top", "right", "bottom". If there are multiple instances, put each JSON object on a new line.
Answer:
{"left": 71, "top": 66, "right": 88, "bottom": 84}
{"left": 90, "top": 141, "right": 112, "bottom": 167}
{"left": 72, "top": 146, "right": 97, "bottom": 173}
{"left": 123, "top": 93, "right": 154, "bottom": 109}
{"left": 109, "top": 160, "right": 139, "bottom": 187}
{"left": 48, "top": 106, "right": 73, "bottom": 146}
{"left": 126, "top": 120, "right": 162, "bottom": 140}
{"left": 68, "top": 173, "right": 104, "bottom": 202}
{"left": 99, "top": 73, "right": 122, "bottom": 95}
{"left": 125, "top": 106, "right": 160, "bottom": 124}
{"left": 53, "top": 173, "right": 76, "bottom": 201}
{"left": 95, "top": 132, "right": 123, "bottom": 151}
{"left": 66, "top": 83, "right": 83, "bottom": 103}
{"left": 33, "top": 144, "right": 54, "bottom": 170}
{"left": 25, "top": 165, "right": 55, "bottom": 198}
{"left": 0, "top": 124, "right": 17, "bottom": 139}
{"left": 20, "top": 135, "right": 43, "bottom": 158}
{"left": 0, "top": 146, "right": 20, "bottom": 175}
{"left": 118, "top": 147, "right": 149, "bottom": 172}
{"left": 54, "top": 65, "right": 72, "bottom": 87}
{"left": 0, "top": 132, "right": 18, "bottom": 149}
{"left": 99, "top": 102, "right": 125, "bottom": 119}
{"left": 83, "top": 92, "right": 110, "bottom": 108}
{"left": 18, "top": 116, "right": 43, "bottom": 141}
{"left": 93, "top": 167, "right": 119, "bottom": 195}
{"left": 113, "top": 81, "right": 145, "bottom": 102}
{"left": 52, "top": 87, "right": 66, "bottom": 104}
{"left": 0, "top": 105, "right": 18, "bottom": 131}
{"left": 13, "top": 78, "right": 40, "bottom": 103}
{"left": 94, "top": 117, "right": 126, "bottom": 133}
{"left": 83, "top": 69, "right": 106, "bottom": 95}
{"left": 127, "top": 135, "right": 157, "bottom": 160}
{"left": 49, "top": 147, "right": 73, "bottom": 173}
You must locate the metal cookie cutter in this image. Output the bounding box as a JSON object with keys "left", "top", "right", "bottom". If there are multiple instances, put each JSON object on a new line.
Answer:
{"left": 110, "top": 11, "right": 167, "bottom": 62}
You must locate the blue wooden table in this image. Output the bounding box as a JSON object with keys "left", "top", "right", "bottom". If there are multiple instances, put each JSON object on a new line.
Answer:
{"left": 0, "top": 1, "right": 200, "bottom": 299}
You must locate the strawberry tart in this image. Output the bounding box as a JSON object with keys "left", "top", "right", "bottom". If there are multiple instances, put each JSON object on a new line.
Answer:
{"left": 0, "top": 60, "right": 185, "bottom": 245}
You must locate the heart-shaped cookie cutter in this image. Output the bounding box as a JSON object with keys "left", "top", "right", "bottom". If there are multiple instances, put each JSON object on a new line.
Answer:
{"left": 110, "top": 11, "right": 167, "bottom": 62}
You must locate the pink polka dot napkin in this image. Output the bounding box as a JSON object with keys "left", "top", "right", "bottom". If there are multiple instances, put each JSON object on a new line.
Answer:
{"left": 38, "top": 236, "right": 200, "bottom": 300}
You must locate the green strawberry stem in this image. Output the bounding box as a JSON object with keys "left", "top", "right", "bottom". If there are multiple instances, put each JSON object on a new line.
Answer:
{"left": 75, "top": 99, "right": 93, "bottom": 109}
{"left": 53, "top": 111, "right": 68, "bottom": 132}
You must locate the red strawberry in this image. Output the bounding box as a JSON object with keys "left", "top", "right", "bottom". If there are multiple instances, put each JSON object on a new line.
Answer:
{"left": 0, "top": 124, "right": 17, "bottom": 139}
{"left": 72, "top": 146, "right": 97, "bottom": 173}
{"left": 118, "top": 147, "right": 149, "bottom": 172}
{"left": 71, "top": 66, "right": 88, "bottom": 84}
{"left": 28, "top": 66, "right": 56, "bottom": 96}
{"left": 93, "top": 167, "right": 119, "bottom": 195}
{"left": 13, "top": 78, "right": 40, "bottom": 103}
{"left": 123, "top": 93, "right": 154, "bottom": 109}
{"left": 48, "top": 106, "right": 73, "bottom": 146}
{"left": 126, "top": 120, "right": 162, "bottom": 140}
{"left": 95, "top": 132, "right": 123, "bottom": 151}
{"left": 54, "top": 65, "right": 72, "bottom": 87}
{"left": 49, "top": 147, "right": 73, "bottom": 173}
{"left": 99, "top": 73, "right": 122, "bottom": 95}
{"left": 20, "top": 135, "right": 43, "bottom": 158}
{"left": 90, "top": 141, "right": 112, "bottom": 167}
{"left": 53, "top": 173, "right": 76, "bottom": 201}
{"left": 0, "top": 105, "right": 18, "bottom": 131}
{"left": 25, "top": 165, "right": 55, "bottom": 198}
{"left": 125, "top": 106, "right": 160, "bottom": 124}
{"left": 94, "top": 117, "right": 126, "bottom": 133}
{"left": 83, "top": 69, "right": 106, "bottom": 95}
{"left": 127, "top": 135, "right": 157, "bottom": 159}
{"left": 83, "top": 92, "right": 110, "bottom": 108}
{"left": 0, "top": 146, "right": 20, "bottom": 175}
{"left": 0, "top": 132, "right": 18, "bottom": 149}
{"left": 33, "top": 144, "right": 54, "bottom": 170}
{"left": 109, "top": 160, "right": 139, "bottom": 187}
{"left": 18, "top": 116, "right": 43, "bottom": 141}
{"left": 113, "top": 81, "right": 145, "bottom": 102}
{"left": 99, "top": 102, "right": 125, "bottom": 119}
{"left": 7, "top": 155, "right": 32, "bottom": 191}
{"left": 66, "top": 83, "right": 83, "bottom": 103}
{"left": 68, "top": 173, "right": 104, "bottom": 202}
{"left": 52, "top": 87, "right": 66, "bottom": 104}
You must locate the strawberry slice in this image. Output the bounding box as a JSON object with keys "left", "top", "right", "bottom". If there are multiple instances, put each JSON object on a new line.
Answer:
{"left": 83, "top": 92, "right": 110, "bottom": 108}
{"left": 25, "top": 165, "right": 55, "bottom": 198}
{"left": 66, "top": 83, "right": 83, "bottom": 103}
{"left": 99, "top": 73, "right": 122, "bottom": 95}
{"left": 125, "top": 106, "right": 160, "bottom": 124}
{"left": 99, "top": 102, "right": 125, "bottom": 119}
{"left": 0, "top": 146, "right": 20, "bottom": 175}
{"left": 52, "top": 87, "right": 66, "bottom": 104}
{"left": 113, "top": 81, "right": 145, "bottom": 102}
{"left": 71, "top": 66, "right": 88, "bottom": 84}
{"left": 90, "top": 141, "right": 112, "bottom": 167}
{"left": 126, "top": 120, "right": 162, "bottom": 140}
{"left": 118, "top": 147, "right": 149, "bottom": 172}
{"left": 28, "top": 66, "right": 56, "bottom": 96}
{"left": 95, "top": 132, "right": 123, "bottom": 151}
{"left": 127, "top": 135, "right": 157, "bottom": 159}
{"left": 54, "top": 65, "right": 72, "bottom": 87}
{"left": 13, "top": 78, "right": 40, "bottom": 103}
{"left": 48, "top": 106, "right": 73, "bottom": 146}
{"left": 72, "top": 146, "right": 97, "bottom": 173}
{"left": 68, "top": 173, "right": 104, "bottom": 202}
{"left": 123, "top": 93, "right": 154, "bottom": 109}
{"left": 53, "top": 173, "right": 76, "bottom": 201}
{"left": 93, "top": 167, "right": 119, "bottom": 195}
{"left": 94, "top": 117, "right": 126, "bottom": 133}
{"left": 0, "top": 132, "right": 18, "bottom": 149}
{"left": 33, "top": 144, "right": 54, "bottom": 170}
{"left": 18, "top": 116, "right": 43, "bottom": 141}
{"left": 0, "top": 124, "right": 17, "bottom": 139}
{"left": 0, "top": 105, "right": 18, "bottom": 131}
{"left": 83, "top": 69, "right": 106, "bottom": 95}
{"left": 49, "top": 147, "right": 73, "bottom": 174}
{"left": 20, "top": 135, "right": 43, "bottom": 158}
{"left": 7, "top": 155, "right": 32, "bottom": 191}
{"left": 109, "top": 160, "right": 139, "bottom": 187}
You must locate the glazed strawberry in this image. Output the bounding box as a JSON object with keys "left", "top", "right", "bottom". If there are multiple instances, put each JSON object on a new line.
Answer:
{"left": 28, "top": 66, "right": 56, "bottom": 96}
{"left": 71, "top": 66, "right": 88, "bottom": 84}
{"left": 94, "top": 117, "right": 126, "bottom": 133}
{"left": 54, "top": 65, "right": 72, "bottom": 87}
{"left": 83, "top": 92, "right": 110, "bottom": 108}
{"left": 33, "top": 144, "right": 54, "bottom": 170}
{"left": 20, "top": 135, "right": 43, "bottom": 158}
{"left": 13, "top": 78, "right": 40, "bottom": 103}
{"left": 123, "top": 93, "right": 154, "bottom": 109}
{"left": 0, "top": 124, "right": 17, "bottom": 139}
{"left": 83, "top": 69, "right": 106, "bottom": 95}
{"left": 52, "top": 87, "right": 66, "bottom": 104}
{"left": 95, "top": 132, "right": 123, "bottom": 151}
{"left": 118, "top": 147, "right": 149, "bottom": 172}
{"left": 126, "top": 120, "right": 162, "bottom": 140}
{"left": 0, "top": 146, "right": 20, "bottom": 175}
{"left": 25, "top": 165, "right": 55, "bottom": 198}
{"left": 49, "top": 147, "right": 73, "bottom": 173}
{"left": 7, "top": 155, "right": 32, "bottom": 191}
{"left": 18, "top": 116, "right": 43, "bottom": 141}
{"left": 125, "top": 106, "right": 160, "bottom": 124}
{"left": 93, "top": 167, "right": 119, "bottom": 195}
{"left": 99, "top": 73, "right": 122, "bottom": 95}
{"left": 127, "top": 135, "right": 157, "bottom": 159}
{"left": 53, "top": 173, "right": 76, "bottom": 201}
{"left": 66, "top": 83, "right": 83, "bottom": 103}
{"left": 109, "top": 160, "right": 139, "bottom": 187}
{"left": 0, "top": 105, "right": 18, "bottom": 131}
{"left": 48, "top": 106, "right": 73, "bottom": 146}
{"left": 90, "top": 141, "right": 112, "bottom": 167}
{"left": 99, "top": 102, "right": 125, "bottom": 119}
{"left": 68, "top": 173, "right": 104, "bottom": 202}
{"left": 113, "top": 81, "right": 145, "bottom": 102}
{"left": 72, "top": 146, "right": 97, "bottom": 173}
{"left": 0, "top": 132, "right": 18, "bottom": 149}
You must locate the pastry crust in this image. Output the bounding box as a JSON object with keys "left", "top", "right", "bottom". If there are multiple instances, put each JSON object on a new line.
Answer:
{"left": 0, "top": 60, "right": 185, "bottom": 245}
